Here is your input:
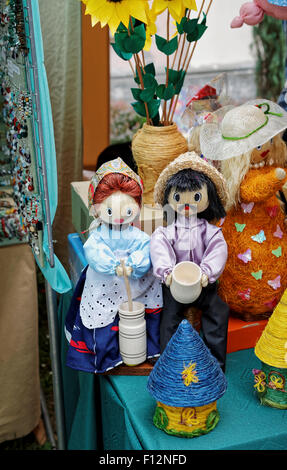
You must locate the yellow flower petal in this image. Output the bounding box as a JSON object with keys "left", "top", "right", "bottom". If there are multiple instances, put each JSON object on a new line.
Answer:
{"left": 129, "top": 0, "right": 149, "bottom": 24}
{"left": 82, "top": 0, "right": 151, "bottom": 33}
{"left": 151, "top": 0, "right": 167, "bottom": 17}
{"left": 169, "top": 2, "right": 185, "bottom": 22}
{"left": 116, "top": 2, "right": 131, "bottom": 28}
{"left": 108, "top": 11, "right": 122, "bottom": 35}
{"left": 85, "top": 0, "right": 105, "bottom": 15}
{"left": 184, "top": 0, "right": 197, "bottom": 12}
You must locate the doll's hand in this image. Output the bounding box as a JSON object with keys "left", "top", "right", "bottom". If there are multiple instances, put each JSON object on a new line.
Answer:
{"left": 201, "top": 273, "right": 209, "bottom": 287}
{"left": 165, "top": 273, "right": 172, "bottom": 287}
{"left": 125, "top": 266, "right": 133, "bottom": 277}
{"left": 116, "top": 265, "right": 124, "bottom": 277}
{"left": 116, "top": 264, "right": 133, "bottom": 277}
{"left": 275, "top": 168, "right": 286, "bottom": 181}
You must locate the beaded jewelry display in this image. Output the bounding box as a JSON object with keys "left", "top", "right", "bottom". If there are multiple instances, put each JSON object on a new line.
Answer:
{"left": 147, "top": 319, "right": 227, "bottom": 438}
{"left": 0, "top": 0, "right": 44, "bottom": 263}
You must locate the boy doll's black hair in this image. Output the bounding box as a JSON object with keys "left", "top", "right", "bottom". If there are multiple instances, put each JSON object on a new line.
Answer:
{"left": 162, "top": 168, "right": 226, "bottom": 222}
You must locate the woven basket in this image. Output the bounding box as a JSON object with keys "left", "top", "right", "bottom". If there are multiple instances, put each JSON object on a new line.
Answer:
{"left": 131, "top": 123, "right": 188, "bottom": 205}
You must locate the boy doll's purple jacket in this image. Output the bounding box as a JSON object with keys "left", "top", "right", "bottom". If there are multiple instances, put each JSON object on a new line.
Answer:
{"left": 150, "top": 213, "right": 228, "bottom": 285}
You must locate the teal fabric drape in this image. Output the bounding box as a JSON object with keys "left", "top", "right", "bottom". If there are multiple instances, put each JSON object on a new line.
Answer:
{"left": 23, "top": 0, "right": 72, "bottom": 293}
{"left": 38, "top": 0, "right": 83, "bottom": 277}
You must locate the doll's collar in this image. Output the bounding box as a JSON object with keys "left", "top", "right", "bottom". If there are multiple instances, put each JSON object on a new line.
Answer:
{"left": 175, "top": 213, "right": 205, "bottom": 228}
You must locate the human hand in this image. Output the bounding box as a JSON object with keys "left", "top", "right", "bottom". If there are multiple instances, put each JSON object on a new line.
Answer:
{"left": 201, "top": 273, "right": 209, "bottom": 287}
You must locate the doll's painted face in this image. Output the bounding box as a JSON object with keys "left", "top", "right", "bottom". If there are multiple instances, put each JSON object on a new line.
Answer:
{"left": 250, "top": 139, "right": 274, "bottom": 168}
{"left": 168, "top": 184, "right": 209, "bottom": 217}
{"left": 95, "top": 191, "right": 140, "bottom": 226}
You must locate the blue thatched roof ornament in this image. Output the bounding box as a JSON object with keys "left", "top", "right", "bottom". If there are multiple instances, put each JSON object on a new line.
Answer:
{"left": 148, "top": 319, "right": 227, "bottom": 408}
{"left": 147, "top": 320, "right": 227, "bottom": 437}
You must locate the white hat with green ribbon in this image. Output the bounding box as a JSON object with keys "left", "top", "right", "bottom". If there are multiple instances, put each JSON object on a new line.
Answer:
{"left": 199, "top": 99, "right": 287, "bottom": 161}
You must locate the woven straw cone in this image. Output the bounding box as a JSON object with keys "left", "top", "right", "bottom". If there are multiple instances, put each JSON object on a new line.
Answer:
{"left": 132, "top": 123, "right": 188, "bottom": 205}
{"left": 154, "top": 151, "right": 228, "bottom": 208}
{"left": 255, "top": 288, "right": 287, "bottom": 368}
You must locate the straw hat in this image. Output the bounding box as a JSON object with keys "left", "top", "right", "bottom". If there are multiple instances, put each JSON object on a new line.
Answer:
{"left": 199, "top": 99, "right": 287, "bottom": 161}
{"left": 153, "top": 151, "right": 228, "bottom": 207}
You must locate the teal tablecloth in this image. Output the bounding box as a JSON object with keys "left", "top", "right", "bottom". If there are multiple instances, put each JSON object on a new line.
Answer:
{"left": 59, "top": 290, "right": 99, "bottom": 450}
{"left": 60, "top": 235, "right": 287, "bottom": 450}
{"left": 98, "top": 349, "right": 287, "bottom": 450}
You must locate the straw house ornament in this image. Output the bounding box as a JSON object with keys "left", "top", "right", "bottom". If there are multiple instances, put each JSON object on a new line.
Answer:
{"left": 253, "top": 289, "right": 287, "bottom": 409}
{"left": 147, "top": 320, "right": 227, "bottom": 438}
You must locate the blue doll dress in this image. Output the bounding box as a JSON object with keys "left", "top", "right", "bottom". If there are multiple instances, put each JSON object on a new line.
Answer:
{"left": 65, "top": 223, "right": 163, "bottom": 374}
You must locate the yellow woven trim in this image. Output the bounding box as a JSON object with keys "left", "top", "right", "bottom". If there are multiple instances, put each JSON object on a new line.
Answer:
{"left": 157, "top": 401, "right": 216, "bottom": 433}
{"left": 181, "top": 362, "right": 199, "bottom": 387}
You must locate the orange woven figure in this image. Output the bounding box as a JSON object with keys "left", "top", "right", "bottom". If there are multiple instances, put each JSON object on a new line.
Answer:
{"left": 218, "top": 136, "right": 287, "bottom": 320}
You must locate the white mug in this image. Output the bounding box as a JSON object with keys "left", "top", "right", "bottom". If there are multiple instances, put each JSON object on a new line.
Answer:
{"left": 170, "top": 261, "right": 202, "bottom": 304}
{"left": 118, "top": 301, "right": 147, "bottom": 366}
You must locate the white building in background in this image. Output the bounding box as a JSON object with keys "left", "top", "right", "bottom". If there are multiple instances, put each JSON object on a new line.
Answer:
{"left": 110, "top": 0, "right": 257, "bottom": 117}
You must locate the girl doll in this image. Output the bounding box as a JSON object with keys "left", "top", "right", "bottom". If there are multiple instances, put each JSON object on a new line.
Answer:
{"left": 200, "top": 99, "right": 287, "bottom": 320}
{"left": 65, "top": 158, "right": 162, "bottom": 374}
{"left": 150, "top": 151, "right": 229, "bottom": 371}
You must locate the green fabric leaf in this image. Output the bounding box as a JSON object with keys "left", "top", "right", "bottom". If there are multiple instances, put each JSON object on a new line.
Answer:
{"left": 131, "top": 87, "right": 142, "bottom": 101}
{"left": 131, "top": 101, "right": 147, "bottom": 117}
{"left": 183, "top": 18, "right": 198, "bottom": 35}
{"left": 185, "top": 16, "right": 208, "bottom": 43}
{"left": 111, "top": 42, "right": 132, "bottom": 61}
{"left": 144, "top": 62, "right": 156, "bottom": 76}
{"left": 143, "top": 73, "right": 157, "bottom": 90}
{"left": 165, "top": 68, "right": 186, "bottom": 96}
{"left": 176, "top": 17, "right": 188, "bottom": 34}
{"left": 116, "top": 22, "right": 128, "bottom": 33}
{"left": 131, "top": 98, "right": 161, "bottom": 119}
{"left": 156, "top": 84, "right": 166, "bottom": 99}
{"left": 134, "top": 63, "right": 156, "bottom": 85}
{"left": 156, "top": 83, "right": 175, "bottom": 100}
{"left": 140, "top": 87, "right": 155, "bottom": 102}
{"left": 115, "top": 23, "right": 146, "bottom": 54}
{"left": 147, "top": 98, "right": 161, "bottom": 119}
{"left": 155, "top": 34, "right": 178, "bottom": 55}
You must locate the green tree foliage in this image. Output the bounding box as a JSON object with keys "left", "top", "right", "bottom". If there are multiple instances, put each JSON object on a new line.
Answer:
{"left": 252, "top": 16, "right": 286, "bottom": 102}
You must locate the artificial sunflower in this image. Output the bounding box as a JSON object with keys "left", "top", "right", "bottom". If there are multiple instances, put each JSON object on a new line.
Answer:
{"left": 144, "top": 12, "right": 157, "bottom": 51}
{"left": 82, "top": 0, "right": 151, "bottom": 35}
{"left": 151, "top": 0, "right": 197, "bottom": 23}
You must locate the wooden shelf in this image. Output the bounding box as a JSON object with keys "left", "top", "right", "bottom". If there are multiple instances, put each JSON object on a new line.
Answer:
{"left": 103, "top": 360, "right": 155, "bottom": 376}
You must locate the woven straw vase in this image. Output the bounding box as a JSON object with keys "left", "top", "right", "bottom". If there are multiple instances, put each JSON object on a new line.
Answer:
{"left": 131, "top": 123, "right": 188, "bottom": 205}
